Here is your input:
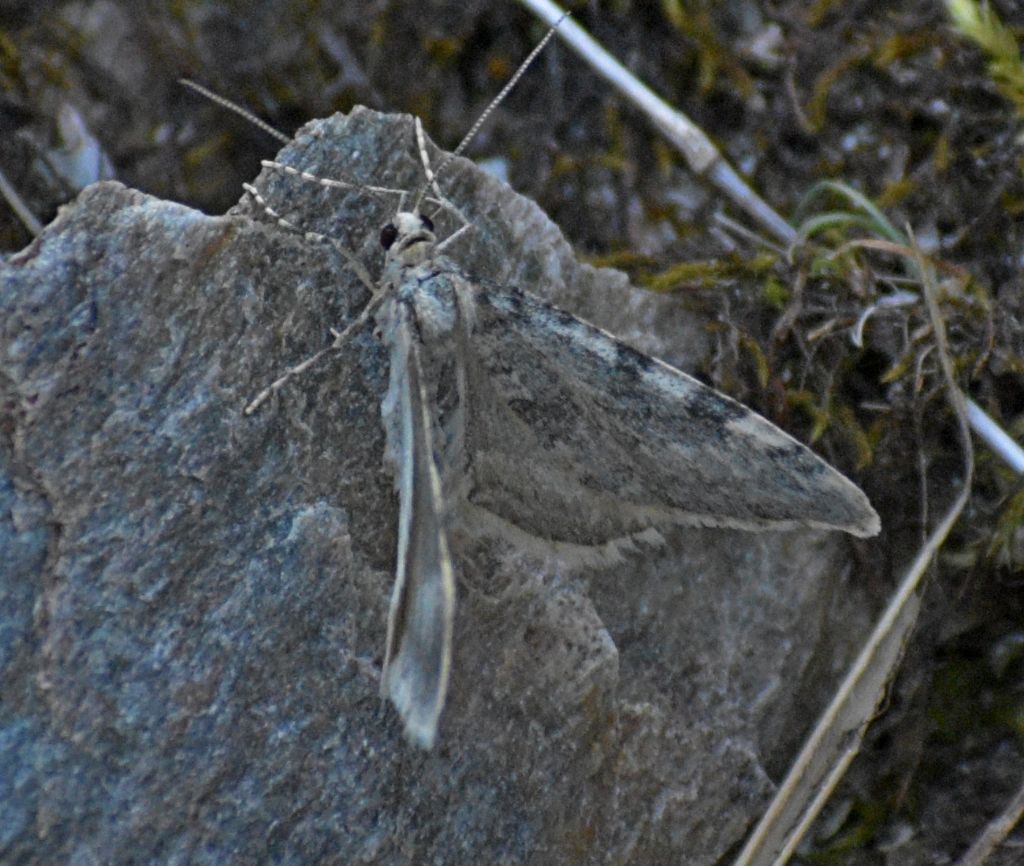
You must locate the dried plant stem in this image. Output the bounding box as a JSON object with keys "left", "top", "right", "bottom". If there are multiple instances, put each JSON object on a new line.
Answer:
{"left": 0, "top": 166, "right": 43, "bottom": 236}
{"left": 729, "top": 235, "right": 975, "bottom": 866}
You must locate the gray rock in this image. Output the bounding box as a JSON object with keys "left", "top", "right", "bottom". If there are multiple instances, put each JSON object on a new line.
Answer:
{"left": 0, "top": 108, "right": 873, "bottom": 865}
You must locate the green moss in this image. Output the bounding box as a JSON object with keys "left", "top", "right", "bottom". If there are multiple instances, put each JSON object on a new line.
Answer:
{"left": 660, "top": 0, "right": 754, "bottom": 97}
{"left": 946, "top": 0, "right": 1024, "bottom": 117}
{"left": 874, "top": 31, "right": 934, "bottom": 67}
{"left": 986, "top": 486, "right": 1024, "bottom": 572}
{"left": 0, "top": 29, "right": 22, "bottom": 87}
{"left": 761, "top": 274, "right": 791, "bottom": 310}
{"left": 182, "top": 131, "right": 233, "bottom": 171}
{"left": 424, "top": 35, "right": 464, "bottom": 67}
{"left": 804, "top": 51, "right": 866, "bottom": 133}
{"left": 640, "top": 253, "right": 777, "bottom": 293}
{"left": 877, "top": 177, "right": 918, "bottom": 209}
{"left": 800, "top": 797, "right": 889, "bottom": 863}
{"left": 739, "top": 334, "right": 771, "bottom": 388}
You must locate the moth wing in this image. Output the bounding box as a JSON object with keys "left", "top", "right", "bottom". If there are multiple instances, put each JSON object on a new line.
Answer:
{"left": 380, "top": 304, "right": 456, "bottom": 749}
{"left": 459, "top": 284, "right": 880, "bottom": 548}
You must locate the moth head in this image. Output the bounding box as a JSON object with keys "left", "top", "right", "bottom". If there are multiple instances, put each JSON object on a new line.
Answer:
{"left": 381, "top": 211, "right": 436, "bottom": 266}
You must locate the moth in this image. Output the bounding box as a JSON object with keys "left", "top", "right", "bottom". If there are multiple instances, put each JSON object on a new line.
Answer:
{"left": 367, "top": 198, "right": 883, "bottom": 746}
{"left": 203, "top": 24, "right": 880, "bottom": 749}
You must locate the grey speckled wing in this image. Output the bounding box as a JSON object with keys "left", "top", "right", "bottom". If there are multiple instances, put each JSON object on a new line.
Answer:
{"left": 376, "top": 211, "right": 878, "bottom": 750}
{"left": 453, "top": 274, "right": 880, "bottom": 548}
{"left": 379, "top": 300, "right": 455, "bottom": 750}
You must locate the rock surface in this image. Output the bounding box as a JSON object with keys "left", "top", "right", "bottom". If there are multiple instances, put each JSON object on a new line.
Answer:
{"left": 0, "top": 109, "right": 874, "bottom": 864}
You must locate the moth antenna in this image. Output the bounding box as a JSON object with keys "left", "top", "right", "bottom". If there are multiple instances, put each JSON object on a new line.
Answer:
{"left": 179, "top": 78, "right": 291, "bottom": 144}
{"left": 410, "top": 13, "right": 568, "bottom": 212}
{"left": 181, "top": 79, "right": 397, "bottom": 205}
{"left": 411, "top": 117, "right": 472, "bottom": 242}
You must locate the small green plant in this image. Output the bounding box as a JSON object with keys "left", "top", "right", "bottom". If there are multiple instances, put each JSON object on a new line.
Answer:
{"left": 946, "top": 0, "right": 1024, "bottom": 116}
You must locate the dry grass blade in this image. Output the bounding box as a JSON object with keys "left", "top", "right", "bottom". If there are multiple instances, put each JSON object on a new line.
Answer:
{"left": 953, "top": 777, "right": 1024, "bottom": 866}
{"left": 516, "top": 0, "right": 792, "bottom": 241}
{"left": 947, "top": 465, "right": 1024, "bottom": 849}
{"left": 0, "top": 165, "right": 43, "bottom": 236}
{"left": 731, "top": 234, "right": 975, "bottom": 866}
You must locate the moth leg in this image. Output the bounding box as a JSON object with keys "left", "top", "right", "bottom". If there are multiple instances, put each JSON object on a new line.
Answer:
{"left": 240, "top": 173, "right": 401, "bottom": 415}
{"left": 434, "top": 222, "right": 472, "bottom": 254}
{"left": 243, "top": 289, "right": 388, "bottom": 415}
{"left": 242, "top": 182, "right": 376, "bottom": 293}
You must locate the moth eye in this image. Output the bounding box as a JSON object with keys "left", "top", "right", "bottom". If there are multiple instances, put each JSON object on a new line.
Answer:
{"left": 420, "top": 214, "right": 434, "bottom": 232}
{"left": 380, "top": 223, "right": 398, "bottom": 249}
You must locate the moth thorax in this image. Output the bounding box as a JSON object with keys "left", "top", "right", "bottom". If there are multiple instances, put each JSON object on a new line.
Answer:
{"left": 407, "top": 279, "right": 459, "bottom": 340}
{"left": 381, "top": 211, "right": 437, "bottom": 267}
